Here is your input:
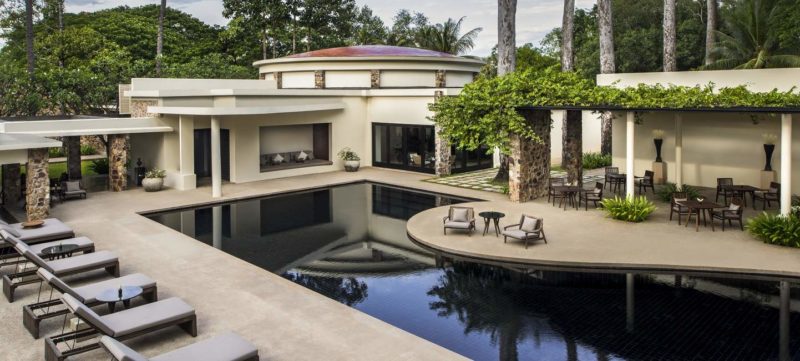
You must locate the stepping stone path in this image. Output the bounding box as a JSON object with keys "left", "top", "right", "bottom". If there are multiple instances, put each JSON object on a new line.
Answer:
{"left": 425, "top": 168, "right": 607, "bottom": 194}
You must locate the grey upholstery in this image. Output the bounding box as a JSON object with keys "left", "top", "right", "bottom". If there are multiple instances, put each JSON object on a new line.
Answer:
{"left": 38, "top": 268, "right": 155, "bottom": 304}
{"left": 0, "top": 218, "right": 74, "bottom": 244}
{"left": 0, "top": 230, "right": 95, "bottom": 256}
{"left": 62, "top": 294, "right": 195, "bottom": 338}
{"left": 501, "top": 229, "right": 540, "bottom": 239}
{"left": 100, "top": 332, "right": 258, "bottom": 361}
{"left": 443, "top": 221, "right": 471, "bottom": 229}
{"left": 14, "top": 241, "right": 116, "bottom": 275}
{"left": 443, "top": 207, "right": 475, "bottom": 235}
{"left": 502, "top": 215, "right": 546, "bottom": 249}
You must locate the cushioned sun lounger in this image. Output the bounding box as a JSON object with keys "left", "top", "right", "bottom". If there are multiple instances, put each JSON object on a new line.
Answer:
{"left": 100, "top": 332, "right": 259, "bottom": 361}
{"left": 3, "top": 242, "right": 119, "bottom": 302}
{"left": 45, "top": 294, "right": 197, "bottom": 361}
{"left": 0, "top": 218, "right": 75, "bottom": 245}
{"left": 0, "top": 230, "right": 94, "bottom": 266}
{"left": 23, "top": 268, "right": 157, "bottom": 339}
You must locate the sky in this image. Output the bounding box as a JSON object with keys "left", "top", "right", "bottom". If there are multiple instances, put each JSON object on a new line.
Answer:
{"left": 58, "top": 0, "right": 596, "bottom": 57}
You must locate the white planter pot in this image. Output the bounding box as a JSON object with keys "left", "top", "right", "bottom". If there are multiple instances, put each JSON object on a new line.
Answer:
{"left": 142, "top": 177, "right": 164, "bottom": 192}
{"left": 344, "top": 160, "right": 360, "bottom": 172}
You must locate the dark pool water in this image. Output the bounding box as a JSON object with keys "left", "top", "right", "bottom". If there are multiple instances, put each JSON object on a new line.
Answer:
{"left": 147, "top": 182, "right": 800, "bottom": 361}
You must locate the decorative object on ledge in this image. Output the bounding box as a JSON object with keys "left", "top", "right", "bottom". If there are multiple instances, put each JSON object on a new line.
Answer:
{"left": 652, "top": 129, "right": 664, "bottom": 162}
{"left": 142, "top": 168, "right": 166, "bottom": 192}
{"left": 762, "top": 133, "right": 777, "bottom": 171}
{"left": 134, "top": 158, "right": 146, "bottom": 186}
{"left": 338, "top": 147, "right": 361, "bottom": 172}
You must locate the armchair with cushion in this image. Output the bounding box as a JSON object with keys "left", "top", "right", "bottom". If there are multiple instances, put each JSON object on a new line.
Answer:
{"left": 580, "top": 182, "right": 604, "bottom": 210}
{"left": 637, "top": 170, "right": 655, "bottom": 194}
{"left": 669, "top": 192, "right": 690, "bottom": 225}
{"left": 548, "top": 177, "right": 566, "bottom": 205}
{"left": 753, "top": 182, "right": 780, "bottom": 210}
{"left": 61, "top": 180, "right": 87, "bottom": 201}
{"left": 711, "top": 197, "right": 744, "bottom": 231}
{"left": 443, "top": 206, "right": 476, "bottom": 235}
{"left": 716, "top": 178, "right": 734, "bottom": 204}
{"left": 502, "top": 215, "right": 546, "bottom": 249}
{"left": 604, "top": 167, "right": 619, "bottom": 190}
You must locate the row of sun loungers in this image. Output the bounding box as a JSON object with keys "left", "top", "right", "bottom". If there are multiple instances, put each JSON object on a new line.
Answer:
{"left": 0, "top": 221, "right": 260, "bottom": 361}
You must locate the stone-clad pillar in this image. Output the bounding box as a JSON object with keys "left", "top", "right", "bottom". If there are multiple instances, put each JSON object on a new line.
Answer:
{"left": 2, "top": 164, "right": 22, "bottom": 206}
{"left": 509, "top": 109, "right": 551, "bottom": 202}
{"left": 434, "top": 125, "right": 452, "bottom": 177}
{"left": 435, "top": 70, "right": 447, "bottom": 88}
{"left": 370, "top": 70, "right": 380, "bottom": 88}
{"left": 130, "top": 100, "right": 158, "bottom": 118}
{"left": 275, "top": 72, "right": 283, "bottom": 89}
{"left": 26, "top": 149, "right": 50, "bottom": 221}
{"left": 108, "top": 134, "right": 129, "bottom": 192}
{"left": 314, "top": 71, "right": 325, "bottom": 89}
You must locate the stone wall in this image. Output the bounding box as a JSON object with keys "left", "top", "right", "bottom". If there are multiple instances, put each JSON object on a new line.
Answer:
{"left": 434, "top": 125, "right": 452, "bottom": 176}
{"left": 108, "top": 134, "right": 129, "bottom": 192}
{"left": 370, "top": 70, "right": 381, "bottom": 88}
{"left": 314, "top": 71, "right": 325, "bottom": 89}
{"left": 2, "top": 164, "right": 21, "bottom": 207}
{"left": 435, "top": 70, "right": 447, "bottom": 88}
{"left": 509, "top": 109, "right": 551, "bottom": 202}
{"left": 562, "top": 110, "right": 583, "bottom": 185}
{"left": 130, "top": 100, "right": 158, "bottom": 118}
{"left": 26, "top": 148, "right": 50, "bottom": 221}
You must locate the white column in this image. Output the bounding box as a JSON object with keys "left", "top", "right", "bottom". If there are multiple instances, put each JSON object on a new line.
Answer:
{"left": 211, "top": 116, "right": 222, "bottom": 198}
{"left": 626, "top": 273, "right": 635, "bottom": 332}
{"left": 781, "top": 114, "right": 792, "bottom": 215}
{"left": 780, "top": 281, "right": 791, "bottom": 361}
{"left": 626, "top": 112, "right": 635, "bottom": 198}
{"left": 212, "top": 206, "right": 222, "bottom": 249}
{"left": 674, "top": 114, "right": 683, "bottom": 186}
{"left": 178, "top": 115, "right": 196, "bottom": 190}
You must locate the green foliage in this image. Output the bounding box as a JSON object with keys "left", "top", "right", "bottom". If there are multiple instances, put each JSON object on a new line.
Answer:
{"left": 337, "top": 147, "right": 360, "bottom": 161}
{"left": 746, "top": 213, "right": 800, "bottom": 248}
{"left": 415, "top": 17, "right": 481, "bottom": 55}
{"left": 145, "top": 168, "right": 166, "bottom": 178}
{"left": 80, "top": 145, "right": 97, "bottom": 156}
{"left": 48, "top": 147, "right": 66, "bottom": 158}
{"left": 656, "top": 182, "right": 701, "bottom": 203}
{"left": 582, "top": 152, "right": 611, "bottom": 169}
{"left": 481, "top": 43, "right": 560, "bottom": 78}
{"left": 88, "top": 158, "right": 109, "bottom": 175}
{"left": 600, "top": 196, "right": 657, "bottom": 222}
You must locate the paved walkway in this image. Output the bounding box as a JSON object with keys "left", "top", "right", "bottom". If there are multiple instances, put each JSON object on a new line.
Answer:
{"left": 425, "top": 167, "right": 606, "bottom": 194}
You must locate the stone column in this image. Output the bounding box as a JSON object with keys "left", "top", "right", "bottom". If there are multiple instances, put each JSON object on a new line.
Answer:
{"left": 26, "top": 148, "right": 50, "bottom": 221}
{"left": 562, "top": 110, "right": 583, "bottom": 186}
{"left": 370, "top": 70, "right": 381, "bottom": 88}
{"left": 509, "top": 109, "right": 551, "bottom": 202}
{"left": 275, "top": 72, "right": 283, "bottom": 89}
{"left": 314, "top": 70, "right": 325, "bottom": 89}
{"left": 2, "top": 164, "right": 22, "bottom": 206}
{"left": 435, "top": 70, "right": 447, "bottom": 88}
{"left": 130, "top": 100, "right": 158, "bottom": 118}
{"left": 434, "top": 125, "right": 452, "bottom": 177}
{"left": 64, "top": 136, "right": 82, "bottom": 180}
{"left": 108, "top": 134, "right": 129, "bottom": 192}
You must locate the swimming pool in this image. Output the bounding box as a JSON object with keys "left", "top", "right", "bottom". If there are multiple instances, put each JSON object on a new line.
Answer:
{"left": 146, "top": 182, "right": 800, "bottom": 361}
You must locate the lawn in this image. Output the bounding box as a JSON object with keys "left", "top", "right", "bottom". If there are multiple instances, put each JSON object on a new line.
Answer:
{"left": 19, "top": 160, "right": 98, "bottom": 177}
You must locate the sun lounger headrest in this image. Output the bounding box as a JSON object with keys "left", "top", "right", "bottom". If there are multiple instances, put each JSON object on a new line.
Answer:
{"left": 0, "top": 230, "right": 20, "bottom": 245}
{"left": 0, "top": 225, "right": 20, "bottom": 238}
{"left": 61, "top": 294, "right": 115, "bottom": 336}
{"left": 98, "top": 336, "right": 149, "bottom": 361}
{"left": 37, "top": 268, "right": 78, "bottom": 300}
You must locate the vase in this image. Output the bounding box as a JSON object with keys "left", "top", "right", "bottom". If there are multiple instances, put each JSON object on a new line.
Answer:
{"left": 654, "top": 139, "right": 663, "bottom": 163}
{"left": 764, "top": 144, "right": 775, "bottom": 171}
{"left": 142, "top": 177, "right": 164, "bottom": 192}
{"left": 344, "top": 160, "right": 360, "bottom": 172}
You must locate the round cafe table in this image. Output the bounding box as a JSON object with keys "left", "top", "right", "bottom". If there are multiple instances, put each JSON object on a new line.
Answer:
{"left": 96, "top": 286, "right": 143, "bottom": 313}
{"left": 479, "top": 211, "right": 505, "bottom": 237}
{"left": 40, "top": 244, "right": 79, "bottom": 261}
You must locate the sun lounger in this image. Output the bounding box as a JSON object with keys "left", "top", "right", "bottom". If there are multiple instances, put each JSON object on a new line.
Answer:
{"left": 0, "top": 218, "right": 75, "bottom": 245}
{"left": 23, "top": 268, "right": 157, "bottom": 339}
{"left": 3, "top": 242, "right": 119, "bottom": 302}
{"left": 99, "top": 332, "right": 259, "bottom": 361}
{"left": 45, "top": 293, "right": 197, "bottom": 361}
{"left": 0, "top": 230, "right": 94, "bottom": 267}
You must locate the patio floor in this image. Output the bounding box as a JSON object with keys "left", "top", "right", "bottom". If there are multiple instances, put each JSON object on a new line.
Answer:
{"left": 425, "top": 167, "right": 606, "bottom": 194}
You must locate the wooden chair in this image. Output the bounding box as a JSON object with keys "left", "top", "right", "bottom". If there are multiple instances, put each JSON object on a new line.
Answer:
{"left": 637, "top": 170, "right": 655, "bottom": 194}
{"left": 669, "top": 192, "right": 690, "bottom": 225}
{"left": 754, "top": 182, "right": 780, "bottom": 210}
{"left": 604, "top": 167, "right": 619, "bottom": 190}
{"left": 580, "top": 182, "right": 604, "bottom": 210}
{"left": 712, "top": 197, "right": 744, "bottom": 231}
{"left": 716, "top": 178, "right": 734, "bottom": 204}
{"left": 502, "top": 215, "right": 546, "bottom": 249}
{"left": 442, "top": 206, "right": 475, "bottom": 235}
{"left": 548, "top": 177, "right": 566, "bottom": 205}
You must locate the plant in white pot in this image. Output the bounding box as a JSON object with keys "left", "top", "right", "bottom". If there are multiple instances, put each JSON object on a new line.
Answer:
{"left": 338, "top": 147, "right": 361, "bottom": 172}
{"left": 142, "top": 169, "right": 166, "bottom": 192}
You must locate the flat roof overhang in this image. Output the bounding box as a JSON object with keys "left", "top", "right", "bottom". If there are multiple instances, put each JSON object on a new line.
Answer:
{"left": 0, "top": 133, "right": 62, "bottom": 151}
{"left": 148, "top": 102, "right": 346, "bottom": 116}
{"left": 518, "top": 105, "right": 800, "bottom": 114}
{"left": 0, "top": 117, "right": 173, "bottom": 137}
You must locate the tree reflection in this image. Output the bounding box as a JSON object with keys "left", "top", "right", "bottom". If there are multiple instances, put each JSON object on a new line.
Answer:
{"left": 283, "top": 272, "right": 368, "bottom": 306}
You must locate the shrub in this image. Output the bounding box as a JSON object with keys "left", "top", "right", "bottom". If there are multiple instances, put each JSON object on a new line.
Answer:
{"left": 600, "top": 196, "right": 657, "bottom": 222}
{"left": 48, "top": 147, "right": 65, "bottom": 158}
{"left": 88, "top": 158, "right": 109, "bottom": 175}
{"left": 656, "top": 182, "right": 701, "bottom": 203}
{"left": 145, "top": 168, "right": 166, "bottom": 178}
{"left": 582, "top": 152, "right": 611, "bottom": 169}
{"left": 746, "top": 213, "right": 800, "bottom": 248}
{"left": 337, "top": 147, "right": 360, "bottom": 161}
{"left": 80, "top": 145, "right": 97, "bottom": 156}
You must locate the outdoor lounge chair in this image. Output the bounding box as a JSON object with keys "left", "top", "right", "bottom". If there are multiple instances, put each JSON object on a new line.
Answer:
{"left": 99, "top": 332, "right": 259, "bottom": 361}
{"left": 0, "top": 218, "right": 75, "bottom": 245}
{"left": 45, "top": 293, "right": 197, "bottom": 361}
{"left": 669, "top": 192, "right": 691, "bottom": 225}
{"left": 754, "top": 182, "right": 780, "bottom": 210}
{"left": 443, "top": 206, "right": 476, "bottom": 235}
{"left": 3, "top": 242, "right": 119, "bottom": 302}
{"left": 637, "top": 171, "right": 655, "bottom": 194}
{"left": 502, "top": 215, "right": 547, "bottom": 249}
{"left": 711, "top": 197, "right": 744, "bottom": 231}
{"left": 61, "top": 180, "right": 87, "bottom": 201}
{"left": 0, "top": 229, "right": 94, "bottom": 267}
{"left": 716, "top": 178, "right": 734, "bottom": 204}
{"left": 579, "top": 182, "right": 604, "bottom": 210}
{"left": 24, "top": 268, "right": 157, "bottom": 339}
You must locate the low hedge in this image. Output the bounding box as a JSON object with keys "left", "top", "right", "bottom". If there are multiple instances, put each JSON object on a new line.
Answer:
{"left": 747, "top": 213, "right": 800, "bottom": 248}
{"left": 600, "top": 196, "right": 657, "bottom": 222}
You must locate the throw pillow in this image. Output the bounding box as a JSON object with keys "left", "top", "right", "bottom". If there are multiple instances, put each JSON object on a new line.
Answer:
{"left": 65, "top": 181, "right": 81, "bottom": 192}
{"left": 273, "top": 154, "right": 284, "bottom": 164}
{"left": 451, "top": 208, "right": 469, "bottom": 222}
{"left": 520, "top": 216, "right": 539, "bottom": 232}
{"left": 298, "top": 151, "right": 308, "bottom": 161}
{"left": 729, "top": 203, "right": 741, "bottom": 211}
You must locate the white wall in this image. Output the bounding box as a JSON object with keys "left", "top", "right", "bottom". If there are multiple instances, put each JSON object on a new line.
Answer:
{"left": 326, "top": 71, "right": 371, "bottom": 88}
{"left": 445, "top": 72, "right": 473, "bottom": 88}
{"left": 282, "top": 71, "right": 316, "bottom": 89}
{"left": 598, "top": 68, "right": 800, "bottom": 92}
{"left": 550, "top": 110, "right": 603, "bottom": 165}
{"left": 259, "top": 125, "right": 314, "bottom": 154}
{"left": 380, "top": 71, "right": 435, "bottom": 88}
{"left": 368, "top": 97, "right": 436, "bottom": 126}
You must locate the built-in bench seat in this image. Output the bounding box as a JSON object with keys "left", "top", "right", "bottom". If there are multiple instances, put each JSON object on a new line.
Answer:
{"left": 260, "top": 150, "right": 332, "bottom": 172}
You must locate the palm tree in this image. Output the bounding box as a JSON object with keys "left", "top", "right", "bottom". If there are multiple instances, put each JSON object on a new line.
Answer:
{"left": 704, "top": 0, "right": 800, "bottom": 69}
{"left": 416, "top": 17, "right": 482, "bottom": 55}
{"left": 561, "top": 0, "right": 582, "bottom": 186}
{"left": 705, "top": 0, "right": 718, "bottom": 65}
{"left": 156, "top": 0, "right": 166, "bottom": 76}
{"left": 597, "top": 0, "right": 615, "bottom": 156}
{"left": 663, "top": 0, "right": 677, "bottom": 71}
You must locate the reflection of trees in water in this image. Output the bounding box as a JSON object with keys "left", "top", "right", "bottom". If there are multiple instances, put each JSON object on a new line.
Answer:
{"left": 283, "top": 272, "right": 368, "bottom": 306}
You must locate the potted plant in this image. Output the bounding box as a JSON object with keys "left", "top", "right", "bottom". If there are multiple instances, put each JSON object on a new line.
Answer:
{"left": 762, "top": 133, "right": 777, "bottom": 171}
{"left": 142, "top": 168, "right": 166, "bottom": 192}
{"left": 338, "top": 147, "right": 361, "bottom": 172}
{"left": 652, "top": 129, "right": 665, "bottom": 162}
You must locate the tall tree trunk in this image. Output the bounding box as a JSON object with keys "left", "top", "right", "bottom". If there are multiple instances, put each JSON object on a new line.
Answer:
{"left": 663, "top": 0, "right": 677, "bottom": 71}
{"left": 65, "top": 136, "right": 82, "bottom": 181}
{"left": 24, "top": 0, "right": 35, "bottom": 83}
{"left": 561, "top": 0, "right": 581, "bottom": 186}
{"left": 598, "top": 0, "right": 615, "bottom": 156}
{"left": 494, "top": 0, "right": 517, "bottom": 183}
{"left": 705, "top": 0, "right": 718, "bottom": 65}
{"left": 156, "top": 0, "right": 166, "bottom": 76}
{"left": 561, "top": 0, "right": 575, "bottom": 72}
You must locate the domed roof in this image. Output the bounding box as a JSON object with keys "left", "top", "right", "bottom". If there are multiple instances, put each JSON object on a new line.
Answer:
{"left": 285, "top": 45, "right": 458, "bottom": 59}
